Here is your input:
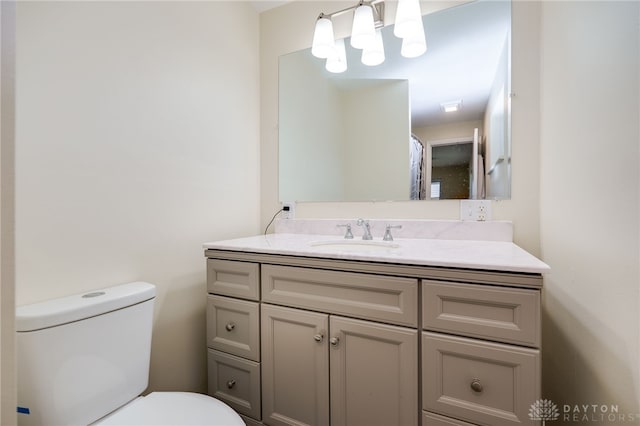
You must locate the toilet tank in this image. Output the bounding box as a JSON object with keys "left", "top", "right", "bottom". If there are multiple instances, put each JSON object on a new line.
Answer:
{"left": 16, "top": 282, "right": 156, "bottom": 426}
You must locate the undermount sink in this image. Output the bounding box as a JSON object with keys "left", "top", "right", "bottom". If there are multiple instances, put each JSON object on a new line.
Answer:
{"left": 309, "top": 240, "right": 400, "bottom": 253}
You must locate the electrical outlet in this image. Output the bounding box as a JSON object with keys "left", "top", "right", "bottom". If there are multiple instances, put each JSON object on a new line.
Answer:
{"left": 282, "top": 202, "right": 295, "bottom": 220}
{"left": 460, "top": 200, "right": 492, "bottom": 221}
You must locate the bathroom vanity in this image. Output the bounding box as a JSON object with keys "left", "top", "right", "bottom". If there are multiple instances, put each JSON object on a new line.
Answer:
{"left": 203, "top": 220, "right": 549, "bottom": 426}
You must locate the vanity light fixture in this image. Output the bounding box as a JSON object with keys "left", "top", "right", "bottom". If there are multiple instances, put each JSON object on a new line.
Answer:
{"left": 312, "top": 0, "right": 425, "bottom": 70}
{"left": 441, "top": 100, "right": 462, "bottom": 113}
{"left": 396, "top": 0, "right": 427, "bottom": 57}
{"left": 311, "top": 14, "right": 336, "bottom": 59}
{"left": 350, "top": 2, "right": 377, "bottom": 49}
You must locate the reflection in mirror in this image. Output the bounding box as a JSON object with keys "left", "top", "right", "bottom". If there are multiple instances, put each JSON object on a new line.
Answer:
{"left": 279, "top": 0, "right": 511, "bottom": 202}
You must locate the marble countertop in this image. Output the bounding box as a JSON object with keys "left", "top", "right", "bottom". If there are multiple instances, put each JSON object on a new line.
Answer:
{"left": 203, "top": 232, "right": 550, "bottom": 274}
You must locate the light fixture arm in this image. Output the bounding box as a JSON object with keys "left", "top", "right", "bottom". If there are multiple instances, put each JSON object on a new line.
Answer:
{"left": 318, "top": 0, "right": 385, "bottom": 29}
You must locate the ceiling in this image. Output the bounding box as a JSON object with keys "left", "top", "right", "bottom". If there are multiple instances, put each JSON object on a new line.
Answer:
{"left": 249, "top": 1, "right": 291, "bottom": 13}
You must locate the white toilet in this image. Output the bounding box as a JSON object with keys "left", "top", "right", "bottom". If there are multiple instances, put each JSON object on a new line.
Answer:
{"left": 16, "top": 281, "right": 245, "bottom": 426}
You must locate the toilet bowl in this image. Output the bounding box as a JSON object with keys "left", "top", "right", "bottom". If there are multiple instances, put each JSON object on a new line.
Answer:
{"left": 16, "top": 282, "right": 244, "bottom": 426}
{"left": 93, "top": 392, "right": 244, "bottom": 425}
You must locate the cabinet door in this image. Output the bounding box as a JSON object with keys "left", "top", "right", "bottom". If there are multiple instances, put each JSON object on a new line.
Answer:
{"left": 261, "top": 304, "right": 329, "bottom": 426}
{"left": 329, "top": 316, "right": 418, "bottom": 426}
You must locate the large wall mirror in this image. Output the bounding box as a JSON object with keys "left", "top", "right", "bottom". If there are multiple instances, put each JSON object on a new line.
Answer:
{"left": 279, "top": 0, "right": 511, "bottom": 202}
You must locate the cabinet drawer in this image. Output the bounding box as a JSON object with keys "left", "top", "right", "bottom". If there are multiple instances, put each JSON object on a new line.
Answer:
{"left": 207, "top": 259, "right": 259, "bottom": 301}
{"left": 422, "top": 281, "right": 540, "bottom": 347}
{"left": 262, "top": 264, "right": 418, "bottom": 327}
{"left": 422, "top": 332, "right": 540, "bottom": 426}
{"left": 207, "top": 349, "right": 261, "bottom": 420}
{"left": 207, "top": 295, "right": 260, "bottom": 361}
{"left": 423, "top": 411, "right": 475, "bottom": 426}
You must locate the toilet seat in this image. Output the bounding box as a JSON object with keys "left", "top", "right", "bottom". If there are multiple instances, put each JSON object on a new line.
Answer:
{"left": 93, "top": 392, "right": 245, "bottom": 426}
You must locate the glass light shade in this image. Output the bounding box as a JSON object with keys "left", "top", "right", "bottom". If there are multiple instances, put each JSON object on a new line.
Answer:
{"left": 350, "top": 5, "right": 376, "bottom": 49}
{"left": 394, "top": 0, "right": 423, "bottom": 39}
{"left": 326, "top": 38, "right": 348, "bottom": 73}
{"left": 361, "top": 29, "right": 385, "bottom": 66}
{"left": 312, "top": 16, "right": 336, "bottom": 59}
{"left": 401, "top": 29, "right": 427, "bottom": 58}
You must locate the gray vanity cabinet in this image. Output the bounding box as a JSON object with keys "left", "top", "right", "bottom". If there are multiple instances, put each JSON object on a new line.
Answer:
{"left": 206, "top": 259, "right": 262, "bottom": 421}
{"left": 205, "top": 249, "right": 543, "bottom": 426}
{"left": 261, "top": 304, "right": 418, "bottom": 426}
{"left": 260, "top": 265, "right": 419, "bottom": 426}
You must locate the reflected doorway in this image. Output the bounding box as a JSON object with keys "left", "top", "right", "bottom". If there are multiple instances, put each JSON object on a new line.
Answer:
{"left": 426, "top": 129, "right": 482, "bottom": 200}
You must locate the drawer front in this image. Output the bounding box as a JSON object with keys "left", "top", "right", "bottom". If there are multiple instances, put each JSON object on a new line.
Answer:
{"left": 207, "top": 349, "right": 261, "bottom": 420}
{"left": 423, "top": 411, "right": 476, "bottom": 426}
{"left": 207, "top": 259, "right": 260, "bottom": 301}
{"left": 207, "top": 295, "right": 260, "bottom": 361}
{"left": 262, "top": 264, "right": 418, "bottom": 327}
{"left": 422, "top": 281, "right": 540, "bottom": 347}
{"left": 423, "top": 332, "right": 540, "bottom": 426}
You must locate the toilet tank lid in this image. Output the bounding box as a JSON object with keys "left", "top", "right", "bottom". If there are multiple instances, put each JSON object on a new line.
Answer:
{"left": 16, "top": 282, "right": 156, "bottom": 332}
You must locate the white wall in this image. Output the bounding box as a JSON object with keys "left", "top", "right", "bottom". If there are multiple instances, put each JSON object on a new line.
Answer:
{"left": 260, "top": 1, "right": 542, "bottom": 255}
{"left": 540, "top": 1, "right": 640, "bottom": 420}
{"left": 15, "top": 1, "right": 260, "bottom": 394}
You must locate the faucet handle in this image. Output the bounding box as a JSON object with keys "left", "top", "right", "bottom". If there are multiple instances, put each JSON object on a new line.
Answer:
{"left": 337, "top": 224, "right": 354, "bottom": 239}
{"left": 383, "top": 224, "right": 402, "bottom": 241}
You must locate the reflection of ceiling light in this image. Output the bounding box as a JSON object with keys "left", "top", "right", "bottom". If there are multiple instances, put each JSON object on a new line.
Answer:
{"left": 441, "top": 100, "right": 462, "bottom": 113}
{"left": 361, "top": 29, "right": 385, "bottom": 66}
{"left": 326, "top": 38, "right": 348, "bottom": 73}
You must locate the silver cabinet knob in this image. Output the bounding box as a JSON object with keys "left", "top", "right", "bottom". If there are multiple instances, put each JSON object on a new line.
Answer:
{"left": 470, "top": 378, "right": 483, "bottom": 393}
{"left": 226, "top": 380, "right": 236, "bottom": 389}
{"left": 313, "top": 334, "right": 324, "bottom": 342}
{"left": 225, "top": 322, "right": 236, "bottom": 332}
{"left": 329, "top": 337, "right": 340, "bottom": 346}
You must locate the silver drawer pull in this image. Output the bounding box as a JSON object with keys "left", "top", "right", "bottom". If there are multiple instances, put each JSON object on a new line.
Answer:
{"left": 313, "top": 334, "right": 324, "bottom": 342}
{"left": 470, "top": 378, "right": 483, "bottom": 393}
{"left": 329, "top": 337, "right": 340, "bottom": 346}
{"left": 225, "top": 322, "right": 236, "bottom": 332}
{"left": 226, "top": 380, "right": 236, "bottom": 389}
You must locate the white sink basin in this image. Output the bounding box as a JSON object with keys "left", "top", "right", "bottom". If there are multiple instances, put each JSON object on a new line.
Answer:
{"left": 309, "top": 240, "right": 400, "bottom": 253}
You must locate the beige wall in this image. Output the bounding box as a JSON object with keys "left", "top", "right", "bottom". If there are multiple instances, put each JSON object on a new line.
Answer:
{"left": 539, "top": 1, "right": 640, "bottom": 421}
{"left": 1, "top": 1, "right": 16, "bottom": 424}
{"left": 15, "top": 0, "right": 260, "bottom": 395}
{"left": 342, "top": 80, "right": 410, "bottom": 201}
{"left": 260, "top": 1, "right": 542, "bottom": 255}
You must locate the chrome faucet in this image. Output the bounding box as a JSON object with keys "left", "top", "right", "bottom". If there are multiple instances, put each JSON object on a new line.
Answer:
{"left": 383, "top": 224, "right": 402, "bottom": 241}
{"left": 337, "top": 223, "right": 354, "bottom": 239}
{"left": 356, "top": 218, "right": 373, "bottom": 240}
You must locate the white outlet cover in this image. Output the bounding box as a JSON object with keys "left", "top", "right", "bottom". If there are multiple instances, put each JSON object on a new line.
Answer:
{"left": 460, "top": 200, "right": 492, "bottom": 221}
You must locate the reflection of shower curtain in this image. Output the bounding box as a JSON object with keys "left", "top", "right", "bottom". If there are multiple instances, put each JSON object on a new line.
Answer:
{"left": 410, "top": 134, "right": 425, "bottom": 200}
